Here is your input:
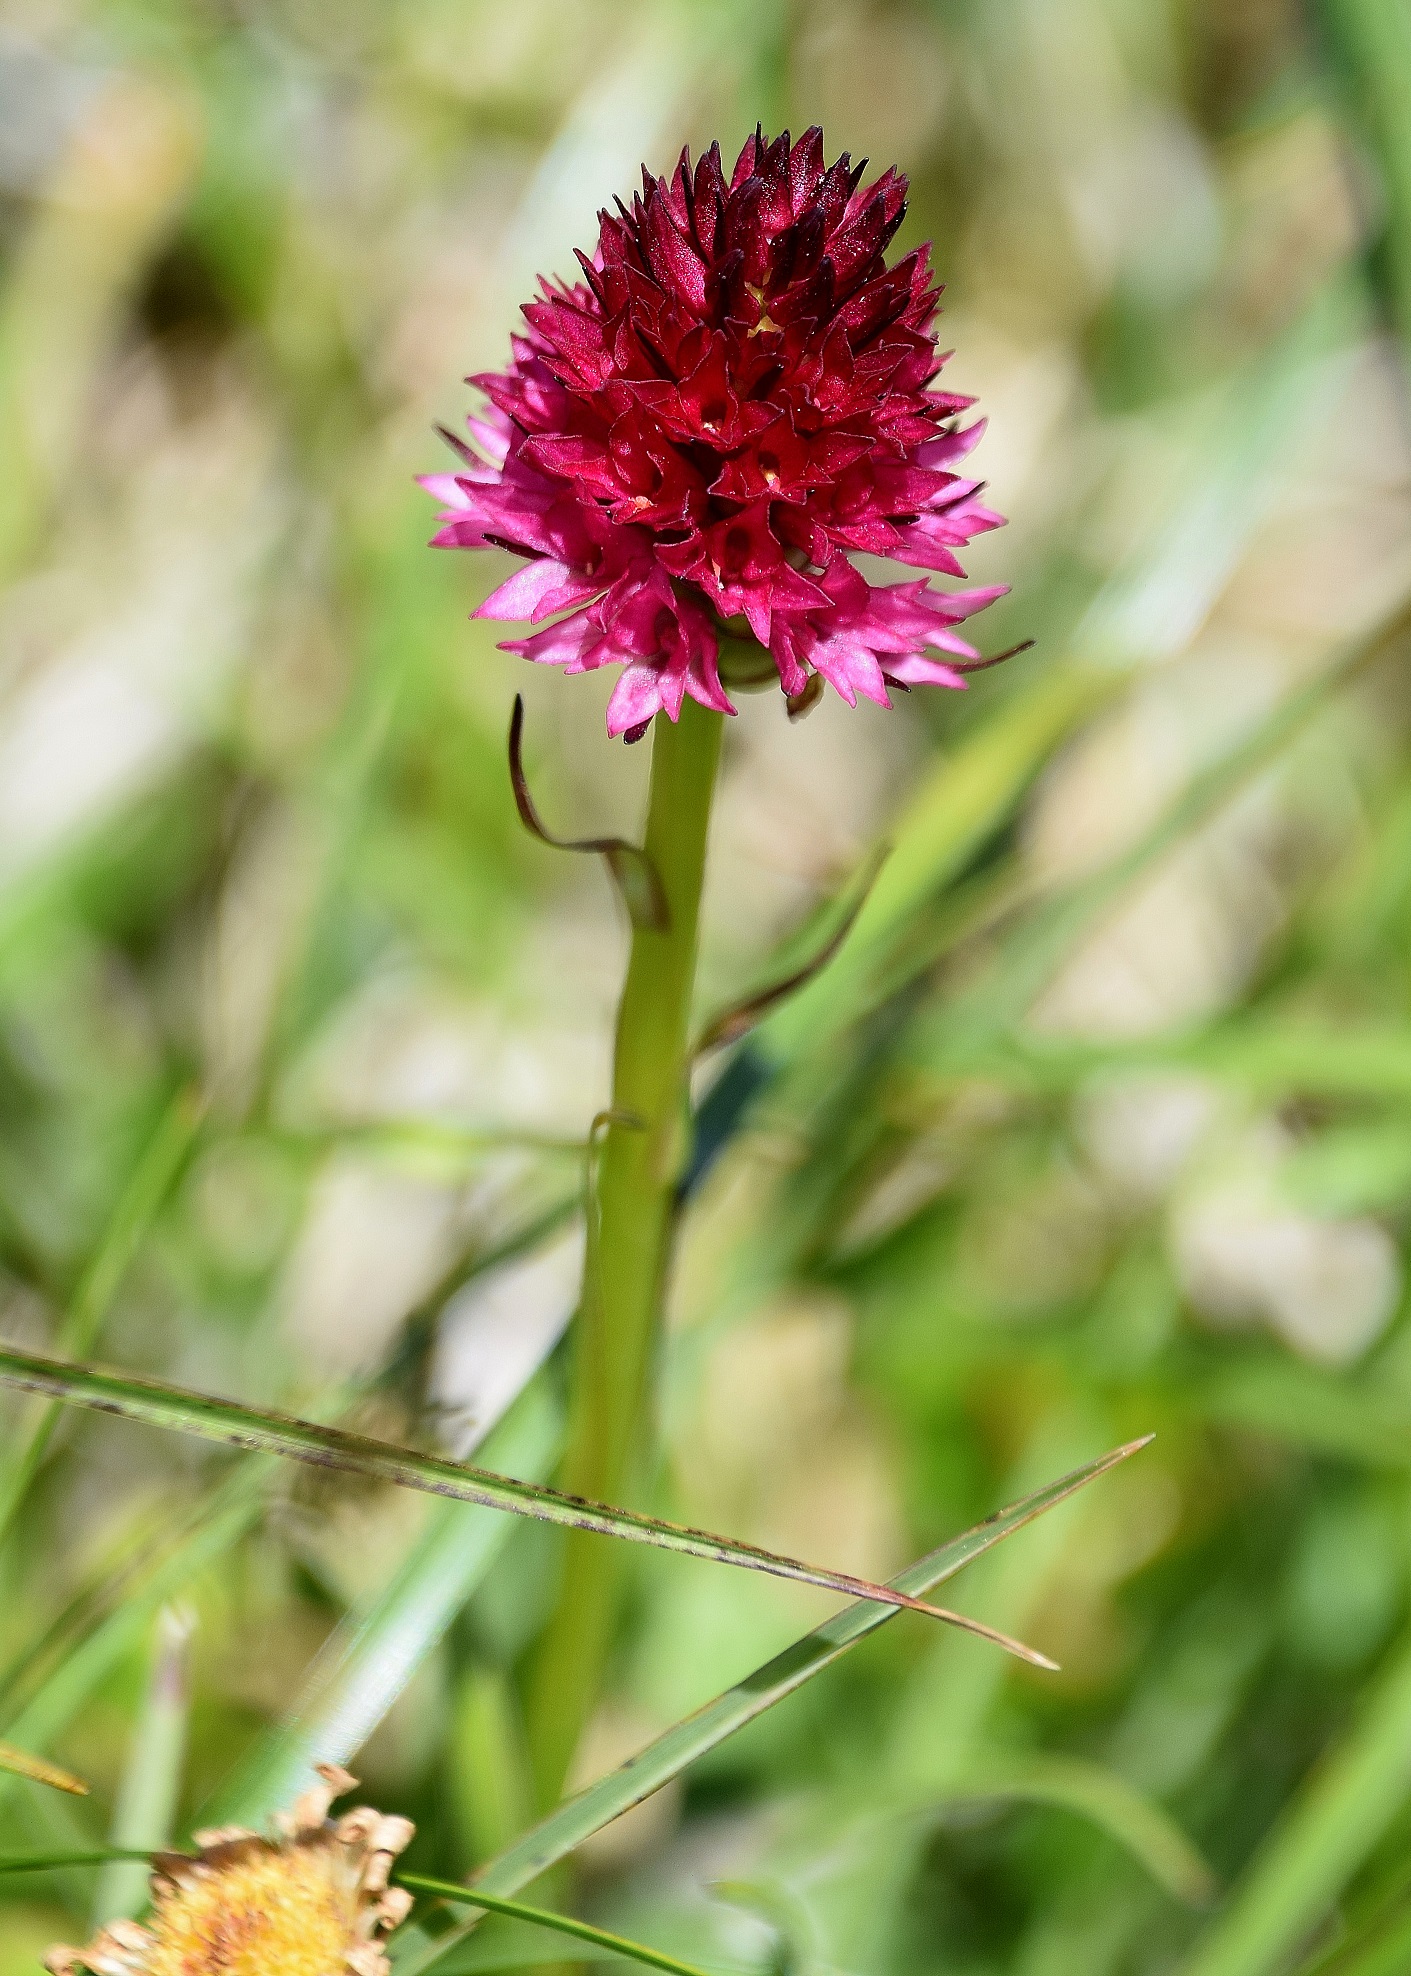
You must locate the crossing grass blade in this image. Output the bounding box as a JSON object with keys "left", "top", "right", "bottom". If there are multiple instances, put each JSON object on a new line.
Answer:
{"left": 0, "top": 1743, "right": 88, "bottom": 1796}
{"left": 0, "top": 1342, "right": 1057, "bottom": 1652}
{"left": 904, "top": 1018, "right": 1411, "bottom": 1106}
{"left": 390, "top": 1437, "right": 1149, "bottom": 1976}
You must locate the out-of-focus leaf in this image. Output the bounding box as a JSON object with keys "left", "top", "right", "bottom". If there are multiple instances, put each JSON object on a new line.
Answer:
{"left": 1195, "top": 1359, "right": 1411, "bottom": 1471}
{"left": 916, "top": 1019, "right": 1411, "bottom": 1102}
{"left": 1318, "top": 0, "right": 1411, "bottom": 361}
{"left": 1074, "top": 282, "right": 1358, "bottom": 671}
{"left": 908, "top": 597, "right": 1411, "bottom": 1071}
{"left": 1297, "top": 1896, "right": 1411, "bottom": 1976}
{"left": 93, "top": 1605, "right": 193, "bottom": 1923}
{"left": 942, "top": 1751, "right": 1217, "bottom": 1907}
{"left": 1181, "top": 1621, "right": 1411, "bottom": 1976}
{"left": 0, "top": 1085, "right": 204, "bottom": 1547}
{"left": 391, "top": 1438, "right": 1148, "bottom": 1976}
{"left": 203, "top": 1383, "right": 561, "bottom": 1829}
{"left": 0, "top": 1472, "right": 263, "bottom": 1806}
{"left": 450, "top": 1665, "right": 532, "bottom": 1869}
{"left": 1282, "top": 1122, "right": 1411, "bottom": 1215}
{"left": 0, "top": 1342, "right": 1053, "bottom": 1648}
{"left": 0, "top": 76, "right": 201, "bottom": 578}
{"left": 0, "top": 1850, "right": 148, "bottom": 1873}
{"left": 0, "top": 1743, "right": 87, "bottom": 1796}
{"left": 757, "top": 663, "right": 1114, "bottom": 1062}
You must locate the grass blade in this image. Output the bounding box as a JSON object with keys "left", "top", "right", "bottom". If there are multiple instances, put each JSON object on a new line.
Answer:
{"left": 0, "top": 1086, "right": 202, "bottom": 1547}
{"left": 93, "top": 1605, "right": 193, "bottom": 1923}
{"left": 203, "top": 1383, "right": 561, "bottom": 1828}
{"left": 0, "top": 1743, "right": 87, "bottom": 1796}
{"left": 0, "top": 1342, "right": 1056, "bottom": 1647}
{"left": 0, "top": 1471, "right": 264, "bottom": 1806}
{"left": 390, "top": 1437, "right": 1149, "bottom": 1976}
{"left": 397, "top": 1871, "right": 718, "bottom": 1976}
{"left": 1180, "top": 1622, "right": 1411, "bottom": 1976}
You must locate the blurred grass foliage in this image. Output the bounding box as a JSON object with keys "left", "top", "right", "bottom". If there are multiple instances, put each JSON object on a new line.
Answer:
{"left": 2, "top": 0, "right": 1411, "bottom": 1971}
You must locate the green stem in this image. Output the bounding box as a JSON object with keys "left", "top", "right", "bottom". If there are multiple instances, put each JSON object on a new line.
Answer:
{"left": 526, "top": 695, "right": 723, "bottom": 1807}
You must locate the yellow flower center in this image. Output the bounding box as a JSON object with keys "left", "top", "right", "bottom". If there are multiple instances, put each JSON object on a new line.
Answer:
{"left": 144, "top": 1843, "right": 358, "bottom": 1976}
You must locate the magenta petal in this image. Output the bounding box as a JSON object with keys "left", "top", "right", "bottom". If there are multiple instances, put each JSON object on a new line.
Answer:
{"left": 475, "top": 558, "right": 600, "bottom": 622}
{"left": 606, "top": 664, "right": 671, "bottom": 735}
{"left": 883, "top": 651, "right": 969, "bottom": 687}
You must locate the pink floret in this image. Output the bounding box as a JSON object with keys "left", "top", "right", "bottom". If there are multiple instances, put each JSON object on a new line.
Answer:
{"left": 423, "top": 127, "right": 1012, "bottom": 733}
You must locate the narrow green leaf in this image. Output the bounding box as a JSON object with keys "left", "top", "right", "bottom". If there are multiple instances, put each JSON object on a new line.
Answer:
{"left": 508, "top": 694, "right": 668, "bottom": 931}
{"left": 0, "top": 1742, "right": 87, "bottom": 1796}
{"left": 1181, "top": 1620, "right": 1411, "bottom": 1976}
{"left": 203, "top": 1383, "right": 561, "bottom": 1829}
{"left": 0, "top": 1342, "right": 1055, "bottom": 1651}
{"left": 94, "top": 1605, "right": 193, "bottom": 1923}
{"left": 398, "top": 1871, "right": 718, "bottom": 1976}
{"left": 391, "top": 1437, "right": 1149, "bottom": 1976}
{"left": 692, "top": 844, "right": 889, "bottom": 1056}
{"left": 0, "top": 1085, "right": 203, "bottom": 1546}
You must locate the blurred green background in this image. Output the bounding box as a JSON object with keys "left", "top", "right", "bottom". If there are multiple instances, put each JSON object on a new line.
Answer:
{"left": 3, "top": 0, "right": 1411, "bottom": 1971}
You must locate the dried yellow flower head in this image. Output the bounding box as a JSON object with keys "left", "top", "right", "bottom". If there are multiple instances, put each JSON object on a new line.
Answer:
{"left": 45, "top": 1765, "right": 414, "bottom": 1976}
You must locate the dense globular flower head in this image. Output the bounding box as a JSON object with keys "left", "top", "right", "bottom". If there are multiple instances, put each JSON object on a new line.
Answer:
{"left": 424, "top": 127, "right": 1008, "bottom": 736}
